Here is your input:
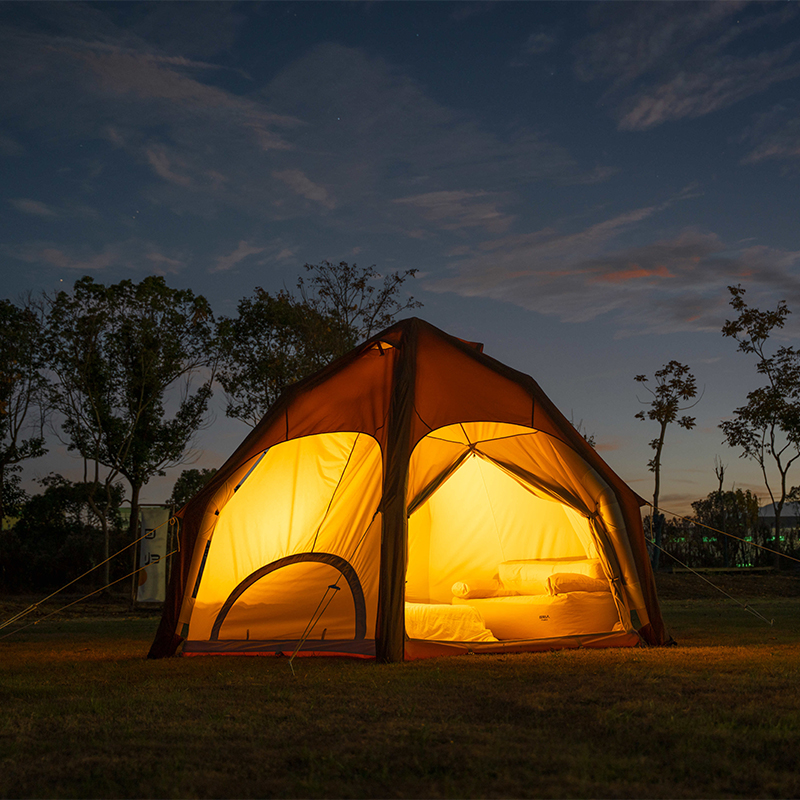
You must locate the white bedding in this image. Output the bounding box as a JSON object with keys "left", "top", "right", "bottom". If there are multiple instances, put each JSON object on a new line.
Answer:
{"left": 452, "top": 591, "right": 621, "bottom": 640}
{"left": 404, "top": 601, "right": 498, "bottom": 642}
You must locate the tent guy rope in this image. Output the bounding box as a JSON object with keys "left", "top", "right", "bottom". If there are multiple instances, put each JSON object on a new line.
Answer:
{"left": 0, "top": 547, "right": 179, "bottom": 641}
{"left": 645, "top": 536, "right": 775, "bottom": 627}
{"left": 0, "top": 515, "right": 176, "bottom": 633}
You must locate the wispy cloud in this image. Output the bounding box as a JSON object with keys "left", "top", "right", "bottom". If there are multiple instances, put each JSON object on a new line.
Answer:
{"left": 145, "top": 251, "right": 185, "bottom": 275}
{"left": 524, "top": 30, "right": 558, "bottom": 56}
{"left": 741, "top": 103, "right": 800, "bottom": 164}
{"left": 0, "top": 17, "right": 585, "bottom": 235}
{"left": 573, "top": 3, "right": 800, "bottom": 131}
{"left": 0, "top": 131, "right": 23, "bottom": 156}
{"left": 8, "top": 238, "right": 191, "bottom": 277}
{"left": 211, "top": 240, "right": 267, "bottom": 274}
{"left": 393, "top": 190, "right": 514, "bottom": 234}
{"left": 618, "top": 44, "right": 800, "bottom": 131}
{"left": 30, "top": 245, "right": 119, "bottom": 272}
{"left": 427, "top": 205, "right": 800, "bottom": 335}
{"left": 9, "top": 198, "right": 58, "bottom": 217}
{"left": 262, "top": 43, "right": 579, "bottom": 214}
{"left": 273, "top": 169, "right": 336, "bottom": 210}
{"left": 145, "top": 145, "right": 192, "bottom": 187}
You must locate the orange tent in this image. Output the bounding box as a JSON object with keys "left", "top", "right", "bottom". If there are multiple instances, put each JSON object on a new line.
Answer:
{"left": 149, "top": 318, "right": 670, "bottom": 661}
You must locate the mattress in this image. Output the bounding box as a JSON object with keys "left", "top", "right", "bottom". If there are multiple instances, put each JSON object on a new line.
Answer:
{"left": 452, "top": 591, "right": 621, "bottom": 640}
{"left": 404, "top": 601, "right": 498, "bottom": 642}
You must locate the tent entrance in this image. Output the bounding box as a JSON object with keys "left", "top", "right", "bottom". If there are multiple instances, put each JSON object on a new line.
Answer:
{"left": 184, "top": 432, "right": 383, "bottom": 653}
{"left": 404, "top": 422, "right": 628, "bottom": 644}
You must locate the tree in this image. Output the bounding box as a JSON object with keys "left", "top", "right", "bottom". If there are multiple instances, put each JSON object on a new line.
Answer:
{"left": 720, "top": 284, "right": 800, "bottom": 563}
{"left": 218, "top": 262, "right": 422, "bottom": 426}
{"left": 216, "top": 290, "right": 344, "bottom": 426}
{"left": 635, "top": 361, "right": 699, "bottom": 568}
{"left": 167, "top": 467, "right": 217, "bottom": 508}
{"left": 691, "top": 487, "right": 760, "bottom": 568}
{"left": 0, "top": 297, "right": 48, "bottom": 523}
{"left": 569, "top": 415, "right": 596, "bottom": 448}
{"left": 0, "top": 474, "right": 125, "bottom": 593}
{"left": 297, "top": 260, "right": 422, "bottom": 354}
{"left": 46, "top": 276, "right": 217, "bottom": 583}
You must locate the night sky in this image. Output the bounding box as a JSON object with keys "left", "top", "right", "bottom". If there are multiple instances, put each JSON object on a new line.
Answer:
{"left": 3, "top": 1, "right": 800, "bottom": 514}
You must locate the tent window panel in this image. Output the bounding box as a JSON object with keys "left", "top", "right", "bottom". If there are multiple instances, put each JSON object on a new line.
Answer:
{"left": 214, "top": 562, "right": 360, "bottom": 642}
{"left": 195, "top": 432, "right": 382, "bottom": 607}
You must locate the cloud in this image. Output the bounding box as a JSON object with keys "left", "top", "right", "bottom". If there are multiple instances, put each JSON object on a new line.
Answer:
{"left": 34, "top": 245, "right": 119, "bottom": 272}
{"left": 427, "top": 205, "right": 800, "bottom": 336}
{"left": 573, "top": 3, "right": 800, "bottom": 130}
{"left": 8, "top": 238, "right": 192, "bottom": 277}
{"left": 0, "top": 13, "right": 300, "bottom": 215}
{"left": 556, "top": 165, "right": 617, "bottom": 186}
{"left": 0, "top": 6, "right": 602, "bottom": 245}
{"left": 145, "top": 251, "right": 185, "bottom": 274}
{"left": 9, "top": 198, "right": 58, "bottom": 217}
{"left": 273, "top": 169, "right": 336, "bottom": 210}
{"left": 592, "top": 264, "right": 674, "bottom": 285}
{"left": 0, "top": 131, "right": 23, "bottom": 156}
{"left": 525, "top": 30, "right": 558, "bottom": 55}
{"left": 262, "top": 43, "right": 578, "bottom": 209}
{"left": 574, "top": 2, "right": 746, "bottom": 86}
{"left": 617, "top": 44, "right": 800, "bottom": 131}
{"left": 393, "top": 191, "right": 514, "bottom": 233}
{"left": 145, "top": 145, "right": 192, "bottom": 187}
{"left": 741, "top": 103, "right": 800, "bottom": 164}
{"left": 211, "top": 240, "right": 267, "bottom": 273}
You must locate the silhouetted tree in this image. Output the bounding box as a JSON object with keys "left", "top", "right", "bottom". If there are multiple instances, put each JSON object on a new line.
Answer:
{"left": 297, "top": 260, "right": 422, "bottom": 353}
{"left": 167, "top": 467, "right": 218, "bottom": 509}
{"left": 0, "top": 474, "right": 125, "bottom": 593}
{"left": 720, "top": 284, "right": 800, "bottom": 564}
{"left": 216, "top": 290, "right": 344, "bottom": 426}
{"left": 218, "top": 262, "right": 421, "bottom": 426}
{"left": 0, "top": 297, "right": 48, "bottom": 522}
{"left": 46, "top": 276, "right": 217, "bottom": 583}
{"left": 691, "top": 487, "right": 760, "bottom": 567}
{"left": 635, "top": 361, "right": 700, "bottom": 568}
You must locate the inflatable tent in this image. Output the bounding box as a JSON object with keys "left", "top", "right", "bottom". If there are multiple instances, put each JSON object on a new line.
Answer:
{"left": 149, "top": 318, "right": 670, "bottom": 661}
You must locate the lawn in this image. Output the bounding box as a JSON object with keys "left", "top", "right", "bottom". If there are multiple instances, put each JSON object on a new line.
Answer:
{"left": 1, "top": 574, "right": 799, "bottom": 799}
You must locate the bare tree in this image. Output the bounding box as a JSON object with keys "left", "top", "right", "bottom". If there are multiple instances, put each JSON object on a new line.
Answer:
{"left": 635, "top": 361, "right": 700, "bottom": 568}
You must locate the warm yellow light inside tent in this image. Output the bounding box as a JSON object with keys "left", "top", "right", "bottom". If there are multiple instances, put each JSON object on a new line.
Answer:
{"left": 187, "top": 432, "right": 383, "bottom": 644}
{"left": 407, "top": 453, "right": 590, "bottom": 604}
{"left": 404, "top": 422, "right": 626, "bottom": 642}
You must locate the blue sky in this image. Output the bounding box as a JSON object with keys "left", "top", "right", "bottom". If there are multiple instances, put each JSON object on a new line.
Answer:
{"left": 3, "top": 1, "right": 800, "bottom": 513}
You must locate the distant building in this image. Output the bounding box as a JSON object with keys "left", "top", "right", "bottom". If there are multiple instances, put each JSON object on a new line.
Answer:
{"left": 758, "top": 503, "right": 799, "bottom": 530}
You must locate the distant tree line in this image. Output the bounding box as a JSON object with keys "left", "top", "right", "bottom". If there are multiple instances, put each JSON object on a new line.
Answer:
{"left": 0, "top": 261, "right": 419, "bottom": 593}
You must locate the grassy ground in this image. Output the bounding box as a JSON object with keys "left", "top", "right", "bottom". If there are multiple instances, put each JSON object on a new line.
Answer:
{"left": 1, "top": 574, "right": 799, "bottom": 799}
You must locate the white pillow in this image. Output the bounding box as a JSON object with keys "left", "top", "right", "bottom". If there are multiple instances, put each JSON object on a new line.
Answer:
{"left": 451, "top": 580, "right": 518, "bottom": 599}
{"left": 546, "top": 572, "right": 609, "bottom": 595}
{"left": 499, "top": 558, "right": 605, "bottom": 586}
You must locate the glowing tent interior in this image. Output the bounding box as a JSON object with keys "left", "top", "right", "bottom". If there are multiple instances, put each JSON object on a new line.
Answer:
{"left": 149, "top": 318, "right": 670, "bottom": 661}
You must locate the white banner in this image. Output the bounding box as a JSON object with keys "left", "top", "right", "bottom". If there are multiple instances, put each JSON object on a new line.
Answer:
{"left": 136, "top": 506, "right": 171, "bottom": 603}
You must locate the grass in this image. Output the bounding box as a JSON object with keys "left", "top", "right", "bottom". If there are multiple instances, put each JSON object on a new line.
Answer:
{"left": 1, "top": 576, "right": 799, "bottom": 799}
